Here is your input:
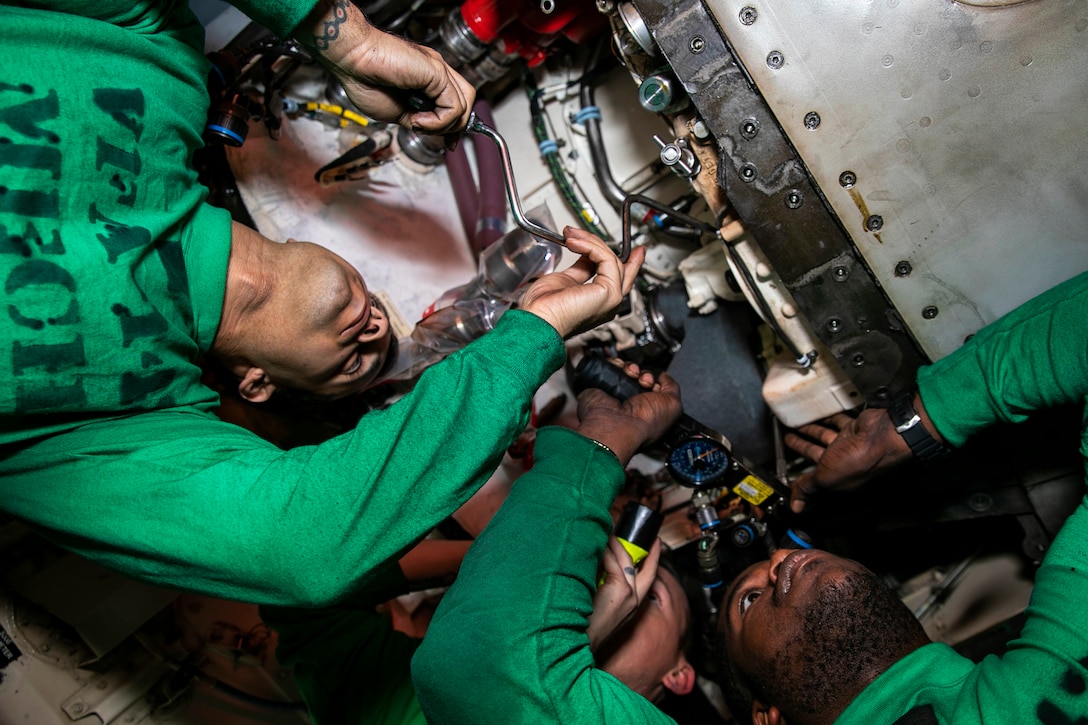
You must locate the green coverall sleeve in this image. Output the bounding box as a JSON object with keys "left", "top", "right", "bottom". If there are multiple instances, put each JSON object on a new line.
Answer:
{"left": 917, "top": 270, "right": 1088, "bottom": 450}
{"left": 0, "top": 311, "right": 565, "bottom": 607}
{"left": 412, "top": 426, "right": 676, "bottom": 725}
{"left": 838, "top": 270, "right": 1088, "bottom": 724}
{"left": 25, "top": 0, "right": 318, "bottom": 41}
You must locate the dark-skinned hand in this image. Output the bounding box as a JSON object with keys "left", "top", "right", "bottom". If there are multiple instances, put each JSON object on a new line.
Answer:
{"left": 784, "top": 409, "right": 912, "bottom": 514}
{"left": 574, "top": 368, "right": 682, "bottom": 467}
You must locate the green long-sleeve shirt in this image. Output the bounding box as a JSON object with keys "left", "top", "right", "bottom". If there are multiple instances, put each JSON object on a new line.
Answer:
{"left": 413, "top": 426, "right": 675, "bottom": 723}
{"left": 413, "top": 271, "right": 1088, "bottom": 724}
{"left": 0, "top": 0, "right": 567, "bottom": 607}
{"left": 836, "top": 272, "right": 1088, "bottom": 722}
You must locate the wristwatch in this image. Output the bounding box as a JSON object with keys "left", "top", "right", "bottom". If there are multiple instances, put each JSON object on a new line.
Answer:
{"left": 887, "top": 389, "right": 949, "bottom": 462}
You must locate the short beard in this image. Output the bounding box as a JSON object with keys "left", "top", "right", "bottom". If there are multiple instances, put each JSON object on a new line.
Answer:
{"left": 755, "top": 569, "right": 926, "bottom": 719}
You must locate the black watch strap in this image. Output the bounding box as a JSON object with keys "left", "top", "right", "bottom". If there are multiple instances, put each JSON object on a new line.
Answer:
{"left": 887, "top": 389, "right": 949, "bottom": 462}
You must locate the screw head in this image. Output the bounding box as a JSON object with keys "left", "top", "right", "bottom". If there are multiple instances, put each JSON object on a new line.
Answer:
{"left": 827, "top": 318, "right": 843, "bottom": 333}
{"left": 692, "top": 120, "right": 711, "bottom": 140}
{"left": 739, "top": 6, "right": 758, "bottom": 25}
{"left": 968, "top": 493, "right": 993, "bottom": 513}
{"left": 785, "top": 189, "right": 803, "bottom": 209}
{"left": 766, "top": 50, "right": 784, "bottom": 69}
{"left": 689, "top": 36, "right": 706, "bottom": 53}
{"left": 922, "top": 305, "right": 939, "bottom": 319}
{"left": 740, "top": 118, "right": 759, "bottom": 139}
{"left": 851, "top": 353, "right": 866, "bottom": 368}
{"left": 866, "top": 214, "right": 884, "bottom": 231}
{"left": 739, "top": 163, "right": 756, "bottom": 182}
{"left": 894, "top": 260, "right": 913, "bottom": 277}
{"left": 804, "top": 111, "right": 821, "bottom": 130}
{"left": 875, "top": 386, "right": 891, "bottom": 401}
{"left": 839, "top": 170, "right": 857, "bottom": 188}
{"left": 832, "top": 265, "right": 849, "bottom": 281}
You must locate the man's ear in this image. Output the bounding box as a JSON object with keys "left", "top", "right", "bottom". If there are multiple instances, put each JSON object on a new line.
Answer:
{"left": 662, "top": 657, "right": 695, "bottom": 696}
{"left": 237, "top": 366, "right": 276, "bottom": 403}
{"left": 752, "top": 698, "right": 785, "bottom": 725}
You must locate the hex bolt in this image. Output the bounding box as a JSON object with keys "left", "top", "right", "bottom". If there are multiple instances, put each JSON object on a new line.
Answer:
{"left": 740, "top": 118, "right": 759, "bottom": 139}
{"left": 922, "top": 305, "right": 939, "bottom": 319}
{"left": 839, "top": 170, "right": 857, "bottom": 188}
{"left": 894, "top": 260, "right": 913, "bottom": 277}
{"left": 785, "top": 189, "right": 803, "bottom": 209}
{"left": 832, "top": 265, "right": 849, "bottom": 282}
{"left": 689, "top": 36, "right": 706, "bottom": 53}
{"left": 766, "top": 50, "right": 784, "bottom": 69}
{"left": 739, "top": 6, "right": 758, "bottom": 25}
{"left": 851, "top": 353, "right": 866, "bottom": 368}
{"left": 740, "top": 163, "right": 756, "bottom": 182}
{"left": 804, "top": 111, "right": 821, "bottom": 130}
{"left": 866, "top": 214, "right": 884, "bottom": 231}
{"left": 827, "top": 318, "right": 843, "bottom": 333}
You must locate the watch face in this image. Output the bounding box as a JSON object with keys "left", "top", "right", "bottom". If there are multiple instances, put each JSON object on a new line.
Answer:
{"left": 666, "top": 436, "right": 731, "bottom": 488}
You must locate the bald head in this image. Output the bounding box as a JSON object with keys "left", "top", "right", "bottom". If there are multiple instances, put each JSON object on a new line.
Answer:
{"left": 213, "top": 223, "right": 392, "bottom": 402}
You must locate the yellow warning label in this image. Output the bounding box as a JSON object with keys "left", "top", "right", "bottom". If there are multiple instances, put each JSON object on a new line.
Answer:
{"left": 733, "top": 475, "right": 774, "bottom": 506}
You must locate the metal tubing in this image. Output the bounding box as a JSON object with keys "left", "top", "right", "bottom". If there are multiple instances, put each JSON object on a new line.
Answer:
{"left": 465, "top": 112, "right": 632, "bottom": 262}
{"left": 580, "top": 82, "right": 628, "bottom": 211}
{"left": 465, "top": 113, "right": 566, "bottom": 245}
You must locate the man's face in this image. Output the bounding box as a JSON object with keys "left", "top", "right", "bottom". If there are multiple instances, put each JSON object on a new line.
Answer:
{"left": 718, "top": 547, "right": 928, "bottom": 721}
{"left": 258, "top": 243, "right": 393, "bottom": 399}
{"left": 720, "top": 548, "right": 874, "bottom": 667}
{"left": 597, "top": 567, "right": 691, "bottom": 699}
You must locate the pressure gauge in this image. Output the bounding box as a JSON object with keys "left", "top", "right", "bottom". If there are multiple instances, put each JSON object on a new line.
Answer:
{"left": 666, "top": 435, "right": 731, "bottom": 488}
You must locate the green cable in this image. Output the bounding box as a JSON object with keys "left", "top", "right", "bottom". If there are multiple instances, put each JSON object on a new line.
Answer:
{"left": 524, "top": 77, "right": 611, "bottom": 240}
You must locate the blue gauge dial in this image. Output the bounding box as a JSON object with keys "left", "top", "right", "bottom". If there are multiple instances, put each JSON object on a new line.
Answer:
{"left": 666, "top": 436, "right": 731, "bottom": 488}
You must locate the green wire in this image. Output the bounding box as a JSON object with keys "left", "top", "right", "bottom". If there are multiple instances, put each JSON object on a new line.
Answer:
{"left": 524, "top": 77, "right": 611, "bottom": 240}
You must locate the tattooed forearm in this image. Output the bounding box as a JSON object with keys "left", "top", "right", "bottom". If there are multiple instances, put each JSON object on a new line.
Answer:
{"left": 312, "top": 0, "right": 350, "bottom": 51}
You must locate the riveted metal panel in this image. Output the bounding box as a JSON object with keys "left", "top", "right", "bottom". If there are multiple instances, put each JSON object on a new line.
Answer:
{"left": 701, "top": 0, "right": 1088, "bottom": 360}
{"left": 633, "top": 0, "right": 928, "bottom": 400}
